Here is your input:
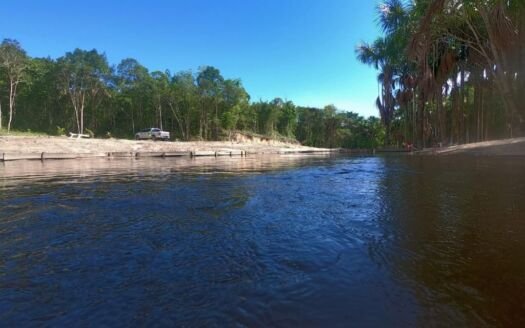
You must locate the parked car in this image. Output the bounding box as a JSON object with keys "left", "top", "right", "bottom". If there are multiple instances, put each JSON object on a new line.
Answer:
{"left": 135, "top": 128, "right": 170, "bottom": 141}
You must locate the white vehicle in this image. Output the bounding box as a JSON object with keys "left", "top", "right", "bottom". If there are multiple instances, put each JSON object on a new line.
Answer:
{"left": 135, "top": 128, "right": 170, "bottom": 141}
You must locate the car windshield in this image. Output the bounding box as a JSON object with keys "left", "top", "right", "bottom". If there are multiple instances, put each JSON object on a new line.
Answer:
{"left": 152, "top": 129, "right": 160, "bottom": 132}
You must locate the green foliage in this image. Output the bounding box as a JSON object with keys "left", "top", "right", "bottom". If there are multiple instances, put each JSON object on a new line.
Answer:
{"left": 0, "top": 128, "right": 47, "bottom": 136}
{"left": 0, "top": 39, "right": 29, "bottom": 132}
{"left": 221, "top": 106, "right": 240, "bottom": 132}
{"left": 296, "top": 106, "right": 385, "bottom": 149}
{"left": 0, "top": 39, "right": 384, "bottom": 148}
{"left": 56, "top": 48, "right": 110, "bottom": 134}
{"left": 56, "top": 126, "right": 66, "bottom": 136}
{"left": 357, "top": 0, "right": 525, "bottom": 147}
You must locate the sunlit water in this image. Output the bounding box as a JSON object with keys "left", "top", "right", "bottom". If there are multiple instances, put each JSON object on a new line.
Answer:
{"left": 1, "top": 155, "right": 524, "bottom": 326}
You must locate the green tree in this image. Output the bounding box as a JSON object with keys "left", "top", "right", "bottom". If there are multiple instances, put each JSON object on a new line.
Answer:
{"left": 221, "top": 79, "right": 249, "bottom": 138}
{"left": 57, "top": 49, "right": 110, "bottom": 134}
{"left": 167, "top": 71, "right": 198, "bottom": 140}
{"left": 16, "top": 57, "right": 61, "bottom": 133}
{"left": 356, "top": 0, "right": 409, "bottom": 145}
{"left": 115, "top": 58, "right": 151, "bottom": 135}
{"left": 151, "top": 70, "right": 169, "bottom": 130}
{"left": 197, "top": 66, "right": 224, "bottom": 139}
{"left": 278, "top": 100, "right": 297, "bottom": 137}
{"left": 0, "top": 39, "right": 28, "bottom": 133}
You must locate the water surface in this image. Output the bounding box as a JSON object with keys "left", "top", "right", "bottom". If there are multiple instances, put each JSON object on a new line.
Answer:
{"left": 1, "top": 155, "right": 524, "bottom": 326}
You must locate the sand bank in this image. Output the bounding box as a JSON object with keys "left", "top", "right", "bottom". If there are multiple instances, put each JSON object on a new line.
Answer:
{"left": 0, "top": 136, "right": 336, "bottom": 161}
{"left": 417, "top": 137, "right": 525, "bottom": 156}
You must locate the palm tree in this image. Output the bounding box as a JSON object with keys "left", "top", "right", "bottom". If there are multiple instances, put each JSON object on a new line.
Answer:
{"left": 356, "top": 0, "right": 409, "bottom": 146}
{"left": 356, "top": 39, "right": 392, "bottom": 145}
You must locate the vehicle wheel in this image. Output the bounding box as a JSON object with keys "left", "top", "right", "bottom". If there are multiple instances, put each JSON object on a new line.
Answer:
{"left": 135, "top": 135, "right": 140, "bottom": 140}
{"left": 152, "top": 135, "right": 157, "bottom": 141}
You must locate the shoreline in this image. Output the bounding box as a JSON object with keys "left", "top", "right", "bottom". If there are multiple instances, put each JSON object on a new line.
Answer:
{"left": 0, "top": 136, "right": 339, "bottom": 162}
{"left": 415, "top": 137, "right": 525, "bottom": 156}
{"left": 2, "top": 136, "right": 525, "bottom": 162}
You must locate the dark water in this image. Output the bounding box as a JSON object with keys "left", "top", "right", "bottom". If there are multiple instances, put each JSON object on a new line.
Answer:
{"left": 1, "top": 155, "right": 524, "bottom": 327}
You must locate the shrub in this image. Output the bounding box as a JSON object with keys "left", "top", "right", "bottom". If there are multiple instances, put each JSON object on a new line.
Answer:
{"left": 56, "top": 126, "right": 66, "bottom": 136}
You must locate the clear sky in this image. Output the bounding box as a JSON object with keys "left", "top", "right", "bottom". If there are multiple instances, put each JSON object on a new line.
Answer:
{"left": 0, "top": 0, "right": 381, "bottom": 117}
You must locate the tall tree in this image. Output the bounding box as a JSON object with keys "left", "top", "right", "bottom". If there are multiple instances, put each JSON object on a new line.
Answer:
{"left": 57, "top": 49, "right": 110, "bottom": 134}
{"left": 0, "top": 39, "right": 28, "bottom": 133}
{"left": 197, "top": 66, "right": 224, "bottom": 139}
{"left": 278, "top": 100, "right": 297, "bottom": 137}
{"left": 151, "top": 70, "right": 169, "bottom": 130}
{"left": 221, "top": 79, "right": 250, "bottom": 139}
{"left": 115, "top": 58, "right": 150, "bottom": 134}
{"left": 167, "top": 71, "right": 198, "bottom": 140}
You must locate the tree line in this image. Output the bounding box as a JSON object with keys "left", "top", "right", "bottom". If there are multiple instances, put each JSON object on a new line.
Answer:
{"left": 357, "top": 0, "right": 524, "bottom": 148}
{"left": 0, "top": 39, "right": 384, "bottom": 148}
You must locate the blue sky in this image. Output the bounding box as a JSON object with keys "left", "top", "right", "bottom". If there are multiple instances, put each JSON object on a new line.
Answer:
{"left": 0, "top": 0, "right": 381, "bottom": 117}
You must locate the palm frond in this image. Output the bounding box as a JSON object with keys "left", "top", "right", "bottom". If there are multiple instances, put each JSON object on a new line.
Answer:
{"left": 377, "top": 0, "right": 408, "bottom": 34}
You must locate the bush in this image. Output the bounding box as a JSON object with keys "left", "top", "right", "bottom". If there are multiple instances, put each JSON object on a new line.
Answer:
{"left": 56, "top": 126, "right": 66, "bottom": 136}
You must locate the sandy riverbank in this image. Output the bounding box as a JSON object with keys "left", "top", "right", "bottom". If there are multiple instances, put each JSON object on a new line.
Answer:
{"left": 417, "top": 137, "right": 525, "bottom": 156}
{"left": 0, "top": 135, "right": 332, "bottom": 157}
{"left": 3, "top": 135, "right": 524, "bottom": 160}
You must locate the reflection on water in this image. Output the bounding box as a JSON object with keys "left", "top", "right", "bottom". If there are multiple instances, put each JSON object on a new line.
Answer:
{"left": 0, "top": 155, "right": 333, "bottom": 188}
{"left": 0, "top": 155, "right": 524, "bottom": 326}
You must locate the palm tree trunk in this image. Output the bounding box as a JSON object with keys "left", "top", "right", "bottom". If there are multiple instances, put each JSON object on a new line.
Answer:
{"left": 436, "top": 86, "right": 445, "bottom": 145}
{"left": 417, "top": 88, "right": 425, "bottom": 148}
{"left": 480, "top": 86, "right": 485, "bottom": 141}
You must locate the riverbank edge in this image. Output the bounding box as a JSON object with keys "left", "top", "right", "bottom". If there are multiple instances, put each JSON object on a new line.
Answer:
{"left": 0, "top": 148, "right": 348, "bottom": 162}
{"left": 0, "top": 135, "right": 378, "bottom": 162}
{"left": 414, "top": 137, "right": 525, "bottom": 156}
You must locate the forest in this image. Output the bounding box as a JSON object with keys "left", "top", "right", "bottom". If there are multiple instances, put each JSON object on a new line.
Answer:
{"left": 0, "top": 40, "right": 383, "bottom": 149}
{"left": 357, "top": 0, "right": 524, "bottom": 148}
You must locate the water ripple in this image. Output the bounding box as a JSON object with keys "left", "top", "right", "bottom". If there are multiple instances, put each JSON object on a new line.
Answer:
{"left": 1, "top": 155, "right": 524, "bottom": 326}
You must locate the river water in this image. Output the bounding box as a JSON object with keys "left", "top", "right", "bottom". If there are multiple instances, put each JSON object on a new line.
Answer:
{"left": 1, "top": 155, "right": 524, "bottom": 326}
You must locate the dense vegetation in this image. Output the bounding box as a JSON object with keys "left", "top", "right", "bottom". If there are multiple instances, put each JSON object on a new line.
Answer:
{"left": 0, "top": 40, "right": 384, "bottom": 148}
{"left": 357, "top": 0, "right": 524, "bottom": 148}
